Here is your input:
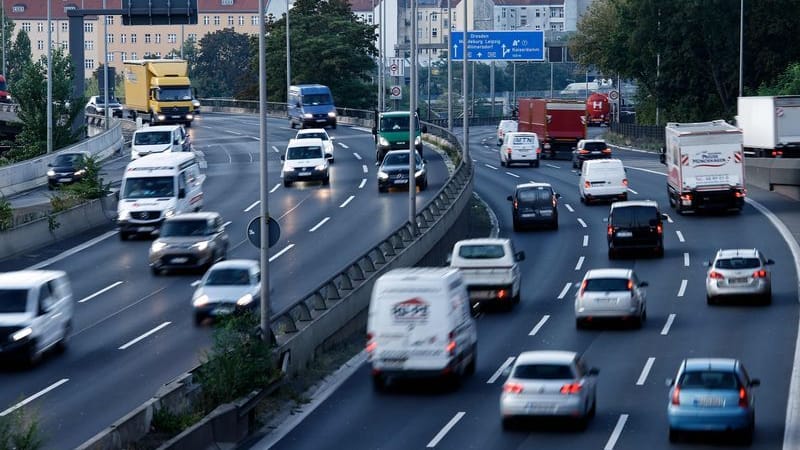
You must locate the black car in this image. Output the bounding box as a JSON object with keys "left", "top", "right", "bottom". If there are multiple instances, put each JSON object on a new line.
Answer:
{"left": 507, "top": 183, "right": 559, "bottom": 230}
{"left": 607, "top": 200, "right": 667, "bottom": 259}
{"left": 573, "top": 139, "right": 612, "bottom": 169}
{"left": 377, "top": 150, "right": 428, "bottom": 193}
{"left": 47, "top": 152, "right": 90, "bottom": 189}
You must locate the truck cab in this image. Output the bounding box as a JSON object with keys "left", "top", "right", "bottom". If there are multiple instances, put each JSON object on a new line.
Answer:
{"left": 373, "top": 111, "right": 427, "bottom": 163}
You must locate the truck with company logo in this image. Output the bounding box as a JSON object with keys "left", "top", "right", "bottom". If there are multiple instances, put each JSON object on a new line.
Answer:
{"left": 663, "top": 120, "right": 745, "bottom": 214}
{"left": 736, "top": 96, "right": 800, "bottom": 158}
{"left": 518, "top": 98, "right": 586, "bottom": 159}
{"left": 372, "top": 111, "right": 427, "bottom": 163}
{"left": 586, "top": 92, "right": 611, "bottom": 126}
{"left": 123, "top": 59, "right": 195, "bottom": 127}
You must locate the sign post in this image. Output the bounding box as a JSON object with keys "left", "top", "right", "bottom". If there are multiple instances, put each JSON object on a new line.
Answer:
{"left": 390, "top": 85, "right": 402, "bottom": 100}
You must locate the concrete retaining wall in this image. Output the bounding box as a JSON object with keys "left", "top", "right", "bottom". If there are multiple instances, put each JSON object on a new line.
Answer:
{"left": 746, "top": 158, "right": 800, "bottom": 200}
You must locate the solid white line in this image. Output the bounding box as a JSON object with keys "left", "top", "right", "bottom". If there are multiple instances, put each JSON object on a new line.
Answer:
{"left": 575, "top": 256, "right": 585, "bottom": 271}
{"left": 676, "top": 230, "right": 685, "bottom": 242}
{"left": 677, "top": 279, "right": 687, "bottom": 297}
{"left": 484, "top": 164, "right": 498, "bottom": 170}
{"left": 661, "top": 314, "right": 676, "bottom": 336}
{"left": 487, "top": 357, "right": 515, "bottom": 384}
{"left": 505, "top": 171, "right": 520, "bottom": 178}
{"left": 269, "top": 183, "right": 281, "bottom": 193}
{"left": 604, "top": 414, "right": 629, "bottom": 450}
{"left": 26, "top": 230, "right": 118, "bottom": 270}
{"left": 272, "top": 145, "right": 280, "bottom": 153}
{"left": 269, "top": 244, "right": 295, "bottom": 262}
{"left": 577, "top": 218, "right": 587, "bottom": 228}
{"left": 244, "top": 200, "right": 260, "bottom": 212}
{"left": 684, "top": 252, "right": 690, "bottom": 267}
{"left": 362, "top": 164, "right": 368, "bottom": 173}
{"left": 338, "top": 142, "right": 349, "bottom": 149}
{"left": 225, "top": 130, "right": 243, "bottom": 135}
{"left": 309, "top": 217, "right": 330, "bottom": 232}
{"left": 558, "top": 282, "right": 572, "bottom": 299}
{"left": 339, "top": 196, "right": 355, "bottom": 208}
{"left": 223, "top": 221, "right": 232, "bottom": 229}
{"left": 627, "top": 187, "right": 639, "bottom": 194}
{"left": 529, "top": 315, "right": 550, "bottom": 336}
{"left": 624, "top": 165, "right": 666, "bottom": 176}
{"left": 583, "top": 235, "right": 589, "bottom": 247}
{"left": 358, "top": 178, "right": 367, "bottom": 189}
{"left": 426, "top": 412, "right": 466, "bottom": 448}
{"left": 0, "top": 378, "right": 69, "bottom": 417}
{"left": 79, "top": 281, "right": 123, "bottom": 304}
{"left": 636, "top": 357, "right": 656, "bottom": 386}
{"left": 545, "top": 163, "right": 559, "bottom": 169}
{"left": 119, "top": 322, "right": 171, "bottom": 350}
{"left": 352, "top": 151, "right": 361, "bottom": 160}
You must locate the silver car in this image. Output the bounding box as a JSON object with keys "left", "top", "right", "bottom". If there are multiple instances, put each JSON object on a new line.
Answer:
{"left": 706, "top": 249, "right": 773, "bottom": 305}
{"left": 575, "top": 268, "right": 647, "bottom": 328}
{"left": 500, "top": 350, "right": 598, "bottom": 429}
{"left": 191, "top": 260, "right": 260, "bottom": 325}
{"left": 149, "top": 212, "right": 229, "bottom": 275}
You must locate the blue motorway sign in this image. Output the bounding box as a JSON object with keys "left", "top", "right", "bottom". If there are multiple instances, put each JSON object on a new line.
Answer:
{"left": 451, "top": 31, "right": 545, "bottom": 61}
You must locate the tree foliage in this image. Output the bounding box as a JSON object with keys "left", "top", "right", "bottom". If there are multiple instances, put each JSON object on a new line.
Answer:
{"left": 570, "top": 0, "right": 800, "bottom": 122}
{"left": 191, "top": 28, "right": 252, "bottom": 98}
{"left": 7, "top": 29, "right": 31, "bottom": 90}
{"left": 758, "top": 62, "right": 800, "bottom": 95}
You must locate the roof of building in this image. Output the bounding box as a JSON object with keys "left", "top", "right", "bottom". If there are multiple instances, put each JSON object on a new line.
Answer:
{"left": 493, "top": 0, "right": 564, "bottom": 6}
{"left": 3, "top": 0, "right": 263, "bottom": 19}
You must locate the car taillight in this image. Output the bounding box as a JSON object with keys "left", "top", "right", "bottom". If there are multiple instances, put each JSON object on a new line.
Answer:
{"left": 657, "top": 224, "right": 663, "bottom": 234}
{"left": 552, "top": 197, "right": 557, "bottom": 207}
{"left": 736, "top": 189, "right": 747, "bottom": 198}
{"left": 627, "top": 279, "right": 633, "bottom": 290}
{"left": 536, "top": 147, "right": 541, "bottom": 154}
{"left": 680, "top": 194, "right": 692, "bottom": 201}
{"left": 584, "top": 181, "right": 591, "bottom": 188}
{"left": 602, "top": 148, "right": 612, "bottom": 154}
{"left": 579, "top": 279, "right": 587, "bottom": 296}
{"left": 513, "top": 200, "right": 518, "bottom": 209}
{"left": 446, "top": 331, "right": 456, "bottom": 355}
{"left": 671, "top": 386, "right": 681, "bottom": 405}
{"left": 578, "top": 149, "right": 590, "bottom": 154}
{"left": 709, "top": 271, "right": 725, "bottom": 279}
{"left": 497, "top": 289, "right": 508, "bottom": 299}
{"left": 607, "top": 225, "right": 613, "bottom": 236}
{"left": 622, "top": 178, "right": 629, "bottom": 186}
{"left": 503, "top": 382, "right": 523, "bottom": 394}
{"left": 739, "top": 387, "right": 748, "bottom": 407}
{"left": 772, "top": 150, "right": 783, "bottom": 157}
{"left": 560, "top": 383, "right": 582, "bottom": 394}
{"left": 366, "top": 333, "right": 376, "bottom": 353}
{"left": 753, "top": 269, "right": 767, "bottom": 278}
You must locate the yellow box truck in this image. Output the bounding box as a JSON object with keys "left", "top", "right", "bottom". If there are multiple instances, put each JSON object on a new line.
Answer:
{"left": 123, "top": 59, "right": 194, "bottom": 127}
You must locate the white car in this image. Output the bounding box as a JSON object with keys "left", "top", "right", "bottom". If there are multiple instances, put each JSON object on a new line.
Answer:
{"left": 500, "top": 351, "right": 599, "bottom": 429}
{"left": 294, "top": 128, "right": 335, "bottom": 163}
{"left": 191, "top": 259, "right": 260, "bottom": 325}
{"left": 85, "top": 95, "right": 123, "bottom": 117}
{"left": 496, "top": 119, "right": 518, "bottom": 146}
{"left": 281, "top": 138, "right": 330, "bottom": 187}
{"left": 705, "top": 249, "right": 773, "bottom": 305}
{"left": 575, "top": 268, "right": 648, "bottom": 328}
{"left": 499, "top": 131, "right": 541, "bottom": 168}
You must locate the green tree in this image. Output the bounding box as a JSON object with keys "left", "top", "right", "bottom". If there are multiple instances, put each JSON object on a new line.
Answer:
{"left": 0, "top": 12, "right": 14, "bottom": 75}
{"left": 192, "top": 28, "right": 252, "bottom": 98}
{"left": 6, "top": 29, "right": 31, "bottom": 90}
{"left": 758, "top": 62, "right": 800, "bottom": 95}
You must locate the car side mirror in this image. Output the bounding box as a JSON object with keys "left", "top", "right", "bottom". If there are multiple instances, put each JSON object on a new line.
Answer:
{"left": 280, "top": 155, "right": 285, "bottom": 161}
{"left": 588, "top": 367, "right": 600, "bottom": 376}
{"left": 750, "top": 378, "right": 761, "bottom": 387}
{"left": 507, "top": 195, "right": 513, "bottom": 201}
{"left": 766, "top": 259, "right": 775, "bottom": 265}
{"left": 190, "top": 280, "right": 201, "bottom": 288}
{"left": 555, "top": 193, "right": 561, "bottom": 199}
{"left": 515, "top": 251, "right": 526, "bottom": 262}
{"left": 666, "top": 378, "right": 674, "bottom": 387}
{"left": 178, "top": 188, "right": 186, "bottom": 199}
{"left": 639, "top": 281, "right": 649, "bottom": 287}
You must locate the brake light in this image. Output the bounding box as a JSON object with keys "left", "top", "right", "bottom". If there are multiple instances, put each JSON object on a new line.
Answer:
{"left": 627, "top": 279, "right": 633, "bottom": 290}
{"left": 446, "top": 331, "right": 456, "bottom": 355}
{"left": 584, "top": 181, "right": 591, "bottom": 188}
{"left": 671, "top": 386, "right": 681, "bottom": 405}
{"left": 366, "top": 332, "right": 377, "bottom": 353}
{"left": 680, "top": 194, "right": 692, "bottom": 201}
{"left": 579, "top": 279, "right": 588, "bottom": 296}
{"left": 578, "top": 149, "right": 590, "bottom": 154}
{"left": 513, "top": 200, "right": 518, "bottom": 209}
{"left": 739, "top": 387, "right": 748, "bottom": 407}
{"left": 552, "top": 197, "right": 557, "bottom": 207}
{"left": 503, "top": 382, "right": 523, "bottom": 394}
{"left": 622, "top": 178, "right": 629, "bottom": 186}
{"left": 772, "top": 150, "right": 783, "bottom": 157}
{"left": 536, "top": 147, "right": 541, "bottom": 154}
{"left": 657, "top": 224, "right": 663, "bottom": 234}
{"left": 709, "top": 271, "right": 725, "bottom": 279}
{"left": 497, "top": 289, "right": 508, "bottom": 299}
{"left": 602, "top": 148, "right": 612, "bottom": 154}
{"left": 736, "top": 189, "right": 747, "bottom": 198}
{"left": 607, "top": 225, "right": 613, "bottom": 236}
{"left": 560, "top": 383, "right": 582, "bottom": 394}
{"left": 753, "top": 269, "right": 767, "bottom": 278}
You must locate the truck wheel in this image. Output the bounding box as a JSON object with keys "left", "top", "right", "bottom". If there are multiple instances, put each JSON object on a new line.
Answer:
{"left": 465, "top": 346, "right": 477, "bottom": 376}
{"left": 533, "top": 160, "right": 540, "bottom": 168}
{"left": 372, "top": 374, "right": 387, "bottom": 392}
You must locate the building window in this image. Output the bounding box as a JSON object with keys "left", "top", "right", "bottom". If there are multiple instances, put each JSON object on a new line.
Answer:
{"left": 61, "top": 22, "right": 68, "bottom": 32}
{"left": 61, "top": 41, "right": 68, "bottom": 49}
{"left": 168, "top": 33, "right": 177, "bottom": 43}
{"left": 84, "top": 40, "right": 94, "bottom": 50}
{"left": 51, "top": 22, "right": 55, "bottom": 32}
{"left": 37, "top": 40, "right": 44, "bottom": 50}
{"left": 155, "top": 52, "right": 161, "bottom": 58}
{"left": 535, "top": 25, "right": 541, "bottom": 30}
{"left": 144, "top": 34, "right": 151, "bottom": 43}
{"left": 188, "top": 33, "right": 197, "bottom": 41}
{"left": 214, "top": 16, "right": 220, "bottom": 26}
{"left": 432, "top": 27, "right": 438, "bottom": 38}
{"left": 107, "top": 52, "right": 113, "bottom": 62}
{"left": 252, "top": 16, "right": 259, "bottom": 26}
{"left": 155, "top": 34, "right": 161, "bottom": 44}
{"left": 238, "top": 16, "right": 244, "bottom": 26}
{"left": 121, "top": 52, "right": 127, "bottom": 61}
{"left": 131, "top": 52, "right": 137, "bottom": 60}
{"left": 228, "top": 16, "right": 234, "bottom": 26}
{"left": 12, "top": 5, "right": 24, "bottom": 13}
{"left": 121, "top": 34, "right": 127, "bottom": 43}
{"left": 131, "top": 33, "right": 137, "bottom": 43}
{"left": 107, "top": 34, "right": 114, "bottom": 43}
{"left": 203, "top": 16, "right": 210, "bottom": 25}
{"left": 22, "top": 22, "right": 31, "bottom": 32}
{"left": 37, "top": 22, "right": 43, "bottom": 32}
{"left": 221, "top": 0, "right": 234, "bottom": 5}
{"left": 84, "top": 22, "right": 93, "bottom": 33}
{"left": 106, "top": 16, "right": 114, "bottom": 25}
{"left": 367, "top": 14, "right": 372, "bottom": 23}
{"left": 521, "top": 19, "right": 527, "bottom": 26}
{"left": 85, "top": 59, "right": 95, "bottom": 69}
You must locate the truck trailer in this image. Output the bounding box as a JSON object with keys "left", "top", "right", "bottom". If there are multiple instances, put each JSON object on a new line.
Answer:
{"left": 736, "top": 96, "right": 800, "bottom": 158}
{"left": 518, "top": 98, "right": 586, "bottom": 159}
{"left": 664, "top": 120, "right": 745, "bottom": 214}
{"left": 123, "top": 59, "right": 194, "bottom": 127}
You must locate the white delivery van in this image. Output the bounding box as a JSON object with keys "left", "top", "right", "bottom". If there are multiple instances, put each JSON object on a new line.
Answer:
{"left": 366, "top": 268, "right": 478, "bottom": 390}
{"left": 500, "top": 131, "right": 541, "bottom": 168}
{"left": 579, "top": 158, "right": 628, "bottom": 204}
{"left": 117, "top": 152, "right": 205, "bottom": 240}
{"left": 0, "top": 270, "right": 74, "bottom": 366}
{"left": 131, "top": 124, "right": 191, "bottom": 160}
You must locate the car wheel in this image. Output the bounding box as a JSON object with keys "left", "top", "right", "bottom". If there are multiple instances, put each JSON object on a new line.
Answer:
{"left": 761, "top": 291, "right": 772, "bottom": 306}
{"left": 706, "top": 294, "right": 716, "bottom": 305}
{"left": 372, "top": 374, "right": 387, "bottom": 392}
{"left": 533, "top": 160, "right": 540, "bottom": 168}
{"left": 588, "top": 397, "right": 596, "bottom": 418}
{"left": 669, "top": 428, "right": 680, "bottom": 443}
{"left": 322, "top": 176, "right": 330, "bottom": 186}
{"left": 329, "top": 158, "right": 335, "bottom": 164}
{"left": 655, "top": 245, "right": 665, "bottom": 258}
{"left": 194, "top": 312, "right": 206, "bottom": 326}
{"left": 465, "top": 346, "right": 477, "bottom": 376}
{"left": 500, "top": 159, "right": 506, "bottom": 167}
{"left": 119, "top": 231, "right": 130, "bottom": 241}
{"left": 283, "top": 180, "right": 292, "bottom": 187}
{"left": 576, "top": 318, "right": 585, "bottom": 329}
{"left": 551, "top": 219, "right": 559, "bottom": 230}
{"left": 55, "top": 321, "right": 72, "bottom": 353}
{"left": 26, "top": 342, "right": 41, "bottom": 368}
{"left": 501, "top": 417, "right": 515, "bottom": 431}
{"left": 608, "top": 248, "right": 616, "bottom": 260}
{"left": 513, "top": 219, "right": 521, "bottom": 232}
{"left": 151, "top": 266, "right": 161, "bottom": 276}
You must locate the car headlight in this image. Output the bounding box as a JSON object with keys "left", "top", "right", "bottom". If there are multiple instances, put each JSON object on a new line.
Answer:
{"left": 283, "top": 165, "right": 295, "bottom": 173}
{"left": 118, "top": 209, "right": 131, "bottom": 221}
{"left": 328, "top": 111, "right": 336, "bottom": 118}
{"left": 378, "top": 136, "right": 389, "bottom": 146}
{"left": 314, "top": 164, "right": 327, "bottom": 171}
{"left": 192, "top": 241, "right": 209, "bottom": 251}
{"left": 186, "top": 114, "right": 194, "bottom": 120}
{"left": 378, "top": 171, "right": 389, "bottom": 180}
{"left": 164, "top": 208, "right": 176, "bottom": 218}
{"left": 415, "top": 136, "right": 422, "bottom": 146}
{"left": 303, "top": 113, "right": 313, "bottom": 119}
{"left": 47, "top": 169, "right": 55, "bottom": 177}
{"left": 157, "top": 114, "right": 166, "bottom": 120}
{"left": 74, "top": 169, "right": 86, "bottom": 176}
{"left": 415, "top": 169, "right": 425, "bottom": 177}
{"left": 11, "top": 327, "right": 32, "bottom": 342}
{"left": 236, "top": 294, "right": 254, "bottom": 306}
{"left": 151, "top": 241, "right": 169, "bottom": 252}
{"left": 193, "top": 294, "right": 209, "bottom": 307}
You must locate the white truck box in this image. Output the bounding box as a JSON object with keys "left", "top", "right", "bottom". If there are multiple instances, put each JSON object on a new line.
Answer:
{"left": 448, "top": 238, "right": 524, "bottom": 311}
{"left": 737, "top": 96, "right": 800, "bottom": 157}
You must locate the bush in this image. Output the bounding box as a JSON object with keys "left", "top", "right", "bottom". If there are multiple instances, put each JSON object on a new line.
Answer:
{"left": 0, "top": 407, "right": 45, "bottom": 450}
{"left": 60, "top": 155, "right": 110, "bottom": 200}
{"left": 0, "top": 197, "right": 11, "bottom": 231}
{"left": 150, "top": 408, "right": 203, "bottom": 435}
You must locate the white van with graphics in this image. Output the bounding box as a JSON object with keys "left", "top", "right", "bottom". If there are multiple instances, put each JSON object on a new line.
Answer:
{"left": 366, "top": 268, "right": 478, "bottom": 390}
{"left": 117, "top": 152, "right": 204, "bottom": 240}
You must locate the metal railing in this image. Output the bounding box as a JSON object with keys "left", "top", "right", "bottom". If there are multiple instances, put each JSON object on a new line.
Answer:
{"left": 610, "top": 122, "right": 665, "bottom": 142}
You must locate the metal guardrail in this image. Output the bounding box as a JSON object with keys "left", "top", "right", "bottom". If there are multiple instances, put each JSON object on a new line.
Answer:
{"left": 610, "top": 122, "right": 665, "bottom": 142}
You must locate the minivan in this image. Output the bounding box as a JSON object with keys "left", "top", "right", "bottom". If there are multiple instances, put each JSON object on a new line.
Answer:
{"left": 580, "top": 158, "right": 628, "bottom": 204}
{"left": 0, "top": 270, "right": 73, "bottom": 366}
{"left": 281, "top": 138, "right": 330, "bottom": 187}
{"left": 507, "top": 182, "right": 559, "bottom": 230}
{"left": 500, "top": 131, "right": 541, "bottom": 167}
{"left": 131, "top": 124, "right": 191, "bottom": 160}
{"left": 288, "top": 84, "right": 337, "bottom": 129}
{"left": 607, "top": 200, "right": 668, "bottom": 259}
{"left": 367, "top": 268, "right": 478, "bottom": 390}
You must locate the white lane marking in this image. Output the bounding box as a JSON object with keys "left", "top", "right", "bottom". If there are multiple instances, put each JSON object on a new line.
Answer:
{"left": 557, "top": 282, "right": 572, "bottom": 299}
{"left": 575, "top": 256, "right": 585, "bottom": 271}
{"left": 583, "top": 235, "right": 589, "bottom": 247}
{"left": 362, "top": 164, "right": 368, "bottom": 173}
{"left": 624, "top": 165, "right": 666, "bottom": 176}
{"left": 244, "top": 200, "right": 260, "bottom": 212}
{"left": 666, "top": 214, "right": 674, "bottom": 223}
{"left": 676, "top": 230, "right": 685, "bottom": 242}
{"left": 577, "top": 218, "right": 587, "bottom": 228}
{"left": 269, "top": 244, "right": 295, "bottom": 262}
{"left": 79, "top": 281, "right": 123, "bottom": 304}
{"left": 223, "top": 221, "right": 232, "bottom": 229}
{"left": 358, "top": 178, "right": 366, "bottom": 189}
{"left": 487, "top": 357, "right": 516, "bottom": 384}
{"left": 352, "top": 151, "right": 361, "bottom": 160}
{"left": 119, "top": 322, "right": 171, "bottom": 350}
{"left": 339, "top": 196, "right": 355, "bottom": 208}
{"left": 604, "top": 414, "right": 629, "bottom": 450}
{"left": 0, "top": 378, "right": 70, "bottom": 417}
{"left": 529, "top": 315, "right": 550, "bottom": 336}
{"left": 225, "top": 130, "right": 243, "bottom": 135}
{"left": 545, "top": 163, "right": 559, "bottom": 169}
{"left": 272, "top": 145, "right": 280, "bottom": 153}
{"left": 565, "top": 204, "right": 574, "bottom": 213}
{"left": 484, "top": 164, "right": 498, "bottom": 170}
{"left": 636, "top": 357, "right": 656, "bottom": 386}
{"left": 661, "top": 314, "right": 676, "bottom": 336}
{"left": 505, "top": 171, "right": 520, "bottom": 178}
{"left": 627, "top": 187, "right": 639, "bottom": 194}
{"left": 426, "top": 412, "right": 466, "bottom": 448}
{"left": 684, "top": 252, "right": 690, "bottom": 267}
{"left": 309, "top": 217, "right": 330, "bottom": 232}
{"left": 677, "top": 279, "right": 687, "bottom": 297}
{"left": 269, "top": 183, "right": 281, "bottom": 193}
{"left": 26, "top": 230, "right": 118, "bottom": 270}
{"left": 338, "top": 142, "right": 349, "bottom": 149}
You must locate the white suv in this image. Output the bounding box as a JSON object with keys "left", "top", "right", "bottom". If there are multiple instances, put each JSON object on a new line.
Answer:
{"left": 575, "top": 268, "right": 647, "bottom": 328}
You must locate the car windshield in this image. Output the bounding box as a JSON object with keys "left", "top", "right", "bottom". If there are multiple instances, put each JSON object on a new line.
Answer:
{"left": 0, "top": 289, "right": 28, "bottom": 313}
{"left": 156, "top": 86, "right": 193, "bottom": 101}
{"left": 458, "top": 244, "right": 505, "bottom": 259}
{"left": 383, "top": 152, "right": 421, "bottom": 166}
{"left": 160, "top": 220, "right": 209, "bottom": 237}
{"left": 94, "top": 97, "right": 120, "bottom": 105}
{"left": 299, "top": 132, "right": 327, "bottom": 141}
{"left": 302, "top": 93, "right": 332, "bottom": 105}
{"left": 122, "top": 176, "right": 174, "bottom": 199}
{"left": 716, "top": 257, "right": 761, "bottom": 269}
{"left": 380, "top": 116, "right": 412, "bottom": 132}
{"left": 500, "top": 121, "right": 517, "bottom": 132}
{"left": 611, "top": 206, "right": 659, "bottom": 226}
{"left": 517, "top": 188, "right": 551, "bottom": 203}
{"left": 53, "top": 154, "right": 83, "bottom": 167}
{"left": 134, "top": 131, "right": 172, "bottom": 145}
{"left": 513, "top": 364, "right": 575, "bottom": 380}
{"left": 584, "top": 278, "right": 631, "bottom": 292}
{"left": 679, "top": 370, "right": 739, "bottom": 390}
{"left": 583, "top": 142, "right": 607, "bottom": 151}
{"left": 287, "top": 146, "right": 323, "bottom": 160}
{"left": 205, "top": 268, "right": 251, "bottom": 286}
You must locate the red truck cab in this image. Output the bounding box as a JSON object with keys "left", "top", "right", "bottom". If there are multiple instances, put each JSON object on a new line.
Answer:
{"left": 518, "top": 98, "right": 587, "bottom": 159}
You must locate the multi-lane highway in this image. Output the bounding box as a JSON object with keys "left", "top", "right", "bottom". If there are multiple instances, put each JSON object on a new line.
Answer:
{"left": 260, "top": 126, "right": 799, "bottom": 450}
{"left": 0, "top": 112, "right": 452, "bottom": 449}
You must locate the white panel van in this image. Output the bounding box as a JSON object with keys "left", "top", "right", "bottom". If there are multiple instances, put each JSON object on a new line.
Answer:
{"left": 366, "top": 268, "right": 478, "bottom": 390}
{"left": 131, "top": 125, "right": 191, "bottom": 160}
{"left": 579, "top": 158, "right": 628, "bottom": 204}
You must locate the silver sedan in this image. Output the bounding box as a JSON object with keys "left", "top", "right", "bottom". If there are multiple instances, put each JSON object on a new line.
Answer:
{"left": 191, "top": 259, "right": 260, "bottom": 325}
{"left": 706, "top": 249, "right": 773, "bottom": 305}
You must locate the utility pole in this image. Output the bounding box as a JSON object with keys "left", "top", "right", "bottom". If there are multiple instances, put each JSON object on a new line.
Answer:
{"left": 463, "top": 0, "right": 469, "bottom": 160}
{"left": 47, "top": 0, "right": 52, "bottom": 154}
{"left": 258, "top": 0, "right": 271, "bottom": 342}
{"left": 103, "top": 0, "right": 109, "bottom": 129}
{"left": 446, "top": 0, "right": 452, "bottom": 131}
{"left": 286, "top": 0, "right": 291, "bottom": 98}
{"left": 2, "top": 2, "right": 5, "bottom": 78}
{"left": 180, "top": 24, "right": 184, "bottom": 59}
{"left": 409, "top": 0, "right": 418, "bottom": 229}
{"left": 739, "top": 0, "right": 744, "bottom": 97}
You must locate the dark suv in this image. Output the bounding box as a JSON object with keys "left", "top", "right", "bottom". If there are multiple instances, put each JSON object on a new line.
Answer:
{"left": 573, "top": 139, "right": 611, "bottom": 169}
{"left": 607, "top": 200, "right": 667, "bottom": 259}
{"left": 507, "top": 182, "right": 560, "bottom": 230}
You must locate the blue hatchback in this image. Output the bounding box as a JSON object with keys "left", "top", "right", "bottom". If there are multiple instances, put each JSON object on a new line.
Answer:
{"left": 667, "top": 358, "right": 759, "bottom": 444}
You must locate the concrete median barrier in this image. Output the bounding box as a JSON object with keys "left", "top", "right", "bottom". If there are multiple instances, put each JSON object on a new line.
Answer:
{"left": 745, "top": 158, "right": 800, "bottom": 200}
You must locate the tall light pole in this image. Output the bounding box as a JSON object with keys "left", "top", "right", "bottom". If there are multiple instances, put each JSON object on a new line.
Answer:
{"left": 739, "top": 0, "right": 744, "bottom": 97}
{"left": 408, "top": 0, "right": 418, "bottom": 228}
{"left": 463, "top": 0, "right": 469, "bottom": 160}
{"left": 103, "top": 0, "right": 110, "bottom": 129}
{"left": 258, "top": 0, "right": 271, "bottom": 341}
{"left": 286, "top": 0, "right": 291, "bottom": 97}
{"left": 46, "top": 0, "right": 52, "bottom": 154}
{"left": 2, "top": 2, "right": 5, "bottom": 78}
{"left": 180, "top": 24, "right": 185, "bottom": 59}
{"left": 427, "top": 12, "right": 433, "bottom": 121}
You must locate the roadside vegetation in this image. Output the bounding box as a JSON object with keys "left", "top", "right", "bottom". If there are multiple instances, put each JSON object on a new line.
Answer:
{"left": 0, "top": 407, "right": 45, "bottom": 450}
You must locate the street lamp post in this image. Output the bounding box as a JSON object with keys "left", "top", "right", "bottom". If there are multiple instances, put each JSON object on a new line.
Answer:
{"left": 258, "top": 0, "right": 271, "bottom": 342}
{"left": 463, "top": 0, "right": 469, "bottom": 160}
{"left": 47, "top": 0, "right": 52, "bottom": 154}
{"left": 739, "top": 0, "right": 744, "bottom": 97}
{"left": 286, "top": 0, "right": 291, "bottom": 98}
{"left": 446, "top": 1, "right": 452, "bottom": 131}
{"left": 409, "top": 0, "right": 418, "bottom": 228}
{"left": 103, "top": 0, "right": 109, "bottom": 129}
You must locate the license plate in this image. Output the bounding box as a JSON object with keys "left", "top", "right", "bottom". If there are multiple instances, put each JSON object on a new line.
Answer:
{"left": 394, "top": 179, "right": 408, "bottom": 184}
{"left": 730, "top": 277, "right": 749, "bottom": 283}
{"left": 521, "top": 213, "right": 536, "bottom": 218}
{"left": 398, "top": 142, "right": 407, "bottom": 145}
{"left": 470, "top": 290, "right": 495, "bottom": 299}
{"left": 212, "top": 306, "right": 233, "bottom": 316}
{"left": 697, "top": 397, "right": 724, "bottom": 407}
{"left": 538, "top": 210, "right": 552, "bottom": 216}
{"left": 526, "top": 403, "right": 555, "bottom": 413}
{"left": 171, "top": 257, "right": 188, "bottom": 264}
{"left": 171, "top": 115, "right": 181, "bottom": 118}
{"left": 137, "top": 226, "right": 154, "bottom": 232}
{"left": 616, "top": 231, "right": 633, "bottom": 237}
{"left": 591, "top": 151, "right": 601, "bottom": 154}
{"left": 298, "top": 172, "right": 311, "bottom": 176}
{"left": 58, "top": 178, "right": 71, "bottom": 182}
{"left": 316, "top": 119, "right": 326, "bottom": 122}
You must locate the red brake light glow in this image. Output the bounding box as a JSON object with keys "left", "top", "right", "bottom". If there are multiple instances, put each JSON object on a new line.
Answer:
{"left": 709, "top": 271, "right": 725, "bottom": 279}
{"left": 602, "top": 148, "right": 612, "bottom": 154}
{"left": 607, "top": 225, "right": 613, "bottom": 236}
{"left": 622, "top": 178, "right": 629, "bottom": 186}
{"left": 627, "top": 279, "right": 633, "bottom": 290}
{"left": 657, "top": 224, "right": 663, "bottom": 234}
{"left": 584, "top": 181, "right": 591, "bottom": 188}
{"left": 560, "top": 383, "right": 582, "bottom": 394}
{"left": 739, "top": 387, "right": 748, "bottom": 407}
{"left": 578, "top": 149, "right": 590, "bottom": 154}
{"left": 503, "top": 382, "right": 523, "bottom": 394}
{"left": 671, "top": 386, "right": 681, "bottom": 405}
{"left": 753, "top": 269, "right": 767, "bottom": 278}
